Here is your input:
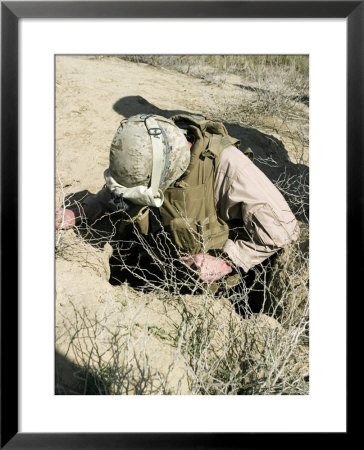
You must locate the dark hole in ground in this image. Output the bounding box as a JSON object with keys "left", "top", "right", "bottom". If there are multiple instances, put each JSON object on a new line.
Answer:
{"left": 64, "top": 191, "right": 284, "bottom": 318}
{"left": 108, "top": 239, "right": 278, "bottom": 317}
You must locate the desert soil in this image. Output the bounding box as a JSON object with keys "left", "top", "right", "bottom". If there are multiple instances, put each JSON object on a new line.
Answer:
{"left": 55, "top": 55, "right": 308, "bottom": 395}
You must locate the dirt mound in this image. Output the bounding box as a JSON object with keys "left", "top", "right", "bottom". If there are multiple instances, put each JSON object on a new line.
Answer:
{"left": 56, "top": 56, "right": 309, "bottom": 395}
{"left": 56, "top": 230, "right": 308, "bottom": 395}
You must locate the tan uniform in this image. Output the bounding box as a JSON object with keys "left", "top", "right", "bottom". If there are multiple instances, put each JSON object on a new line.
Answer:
{"left": 82, "top": 145, "right": 299, "bottom": 272}
{"left": 215, "top": 145, "right": 299, "bottom": 272}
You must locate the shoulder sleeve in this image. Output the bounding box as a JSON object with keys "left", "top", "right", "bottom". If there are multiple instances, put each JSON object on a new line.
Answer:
{"left": 215, "top": 146, "right": 300, "bottom": 272}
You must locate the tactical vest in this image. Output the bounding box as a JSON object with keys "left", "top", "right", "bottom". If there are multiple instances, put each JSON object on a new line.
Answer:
{"left": 118, "top": 115, "right": 251, "bottom": 254}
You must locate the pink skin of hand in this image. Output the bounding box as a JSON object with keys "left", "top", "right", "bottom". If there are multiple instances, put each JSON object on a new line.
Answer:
{"left": 182, "top": 253, "right": 233, "bottom": 282}
{"left": 55, "top": 208, "right": 76, "bottom": 230}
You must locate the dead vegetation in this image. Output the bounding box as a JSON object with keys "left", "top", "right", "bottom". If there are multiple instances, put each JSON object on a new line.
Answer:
{"left": 56, "top": 55, "right": 309, "bottom": 395}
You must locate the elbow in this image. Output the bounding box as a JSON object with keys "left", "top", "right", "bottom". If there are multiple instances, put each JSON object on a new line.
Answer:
{"left": 249, "top": 204, "right": 300, "bottom": 250}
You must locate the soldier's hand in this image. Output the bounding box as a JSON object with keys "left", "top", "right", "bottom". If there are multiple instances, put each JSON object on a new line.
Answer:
{"left": 182, "top": 253, "right": 233, "bottom": 282}
{"left": 55, "top": 208, "right": 76, "bottom": 230}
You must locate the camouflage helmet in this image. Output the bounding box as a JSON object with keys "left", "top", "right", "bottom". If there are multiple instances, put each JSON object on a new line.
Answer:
{"left": 108, "top": 114, "right": 190, "bottom": 195}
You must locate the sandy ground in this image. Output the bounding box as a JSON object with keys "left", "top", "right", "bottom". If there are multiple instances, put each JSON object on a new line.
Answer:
{"left": 56, "top": 56, "right": 244, "bottom": 196}
{"left": 55, "top": 56, "right": 309, "bottom": 395}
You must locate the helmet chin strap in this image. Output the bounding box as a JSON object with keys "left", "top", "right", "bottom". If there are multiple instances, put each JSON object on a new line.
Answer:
{"left": 104, "top": 116, "right": 169, "bottom": 208}
{"left": 144, "top": 115, "right": 166, "bottom": 196}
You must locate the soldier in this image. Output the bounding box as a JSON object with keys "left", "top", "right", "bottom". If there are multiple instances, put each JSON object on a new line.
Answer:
{"left": 56, "top": 114, "right": 300, "bottom": 282}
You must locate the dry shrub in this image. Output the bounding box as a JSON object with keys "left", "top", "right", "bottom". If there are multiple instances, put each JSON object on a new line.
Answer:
{"left": 56, "top": 55, "right": 309, "bottom": 395}
{"left": 56, "top": 165, "right": 309, "bottom": 395}
{"left": 118, "top": 55, "right": 309, "bottom": 165}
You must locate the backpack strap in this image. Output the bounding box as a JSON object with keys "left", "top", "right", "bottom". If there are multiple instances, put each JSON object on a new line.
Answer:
{"left": 204, "top": 134, "right": 222, "bottom": 158}
{"left": 221, "top": 135, "right": 240, "bottom": 150}
{"left": 204, "top": 134, "right": 241, "bottom": 167}
{"left": 171, "top": 113, "right": 252, "bottom": 165}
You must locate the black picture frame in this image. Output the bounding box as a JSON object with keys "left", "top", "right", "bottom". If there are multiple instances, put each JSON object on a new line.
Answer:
{"left": 1, "top": 1, "right": 357, "bottom": 448}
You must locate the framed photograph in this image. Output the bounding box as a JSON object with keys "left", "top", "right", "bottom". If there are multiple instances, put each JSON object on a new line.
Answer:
{"left": 2, "top": 1, "right": 357, "bottom": 447}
